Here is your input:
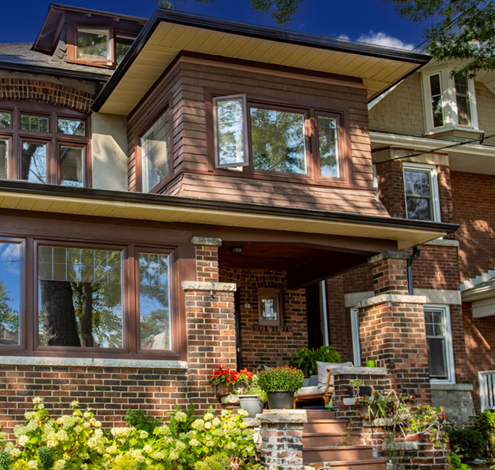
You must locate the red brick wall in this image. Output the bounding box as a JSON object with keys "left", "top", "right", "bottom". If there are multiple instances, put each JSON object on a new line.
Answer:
{"left": 0, "top": 78, "right": 94, "bottom": 113}
{"left": 375, "top": 159, "right": 406, "bottom": 218}
{"left": 220, "top": 268, "right": 308, "bottom": 370}
{"left": 438, "top": 165, "right": 454, "bottom": 225}
{"left": 411, "top": 245, "right": 460, "bottom": 290}
{"left": 451, "top": 171, "right": 495, "bottom": 281}
{"left": 342, "top": 264, "right": 373, "bottom": 294}
{"left": 450, "top": 304, "right": 469, "bottom": 384}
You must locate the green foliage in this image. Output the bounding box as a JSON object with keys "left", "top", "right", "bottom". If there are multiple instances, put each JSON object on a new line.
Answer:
{"left": 193, "top": 453, "right": 230, "bottom": 470}
{"left": 0, "top": 449, "right": 11, "bottom": 470}
{"left": 474, "top": 409, "right": 495, "bottom": 457}
{"left": 258, "top": 366, "right": 304, "bottom": 392}
{"left": 36, "top": 447, "right": 53, "bottom": 470}
{"left": 158, "top": 0, "right": 304, "bottom": 26}
{"left": 287, "top": 346, "right": 341, "bottom": 378}
{"left": 447, "top": 426, "right": 484, "bottom": 462}
{"left": 125, "top": 409, "right": 161, "bottom": 435}
{"left": 449, "top": 451, "right": 473, "bottom": 470}
{"left": 166, "top": 404, "right": 196, "bottom": 438}
{"left": 387, "top": 0, "right": 495, "bottom": 78}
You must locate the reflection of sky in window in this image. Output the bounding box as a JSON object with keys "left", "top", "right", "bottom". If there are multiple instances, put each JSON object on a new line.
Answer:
{"left": 0, "top": 242, "right": 21, "bottom": 309}
{"left": 139, "top": 256, "right": 169, "bottom": 317}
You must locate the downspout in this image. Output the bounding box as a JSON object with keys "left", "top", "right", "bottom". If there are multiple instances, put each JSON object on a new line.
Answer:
{"left": 319, "top": 280, "right": 329, "bottom": 346}
{"left": 407, "top": 245, "right": 421, "bottom": 295}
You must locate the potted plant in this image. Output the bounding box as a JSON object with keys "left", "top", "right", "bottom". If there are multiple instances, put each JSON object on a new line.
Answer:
{"left": 237, "top": 373, "right": 267, "bottom": 418}
{"left": 288, "top": 346, "right": 341, "bottom": 385}
{"left": 208, "top": 366, "right": 241, "bottom": 396}
{"left": 354, "top": 392, "right": 378, "bottom": 419}
{"left": 258, "top": 365, "right": 304, "bottom": 409}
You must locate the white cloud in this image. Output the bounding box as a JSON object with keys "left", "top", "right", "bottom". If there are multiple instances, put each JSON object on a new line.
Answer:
{"left": 356, "top": 31, "right": 415, "bottom": 50}
{"left": 338, "top": 34, "right": 350, "bottom": 40}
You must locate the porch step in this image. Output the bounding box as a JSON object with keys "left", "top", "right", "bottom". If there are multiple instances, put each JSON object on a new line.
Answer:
{"left": 311, "top": 458, "right": 387, "bottom": 470}
{"left": 305, "top": 410, "right": 336, "bottom": 420}
{"left": 304, "top": 419, "right": 347, "bottom": 434}
{"left": 303, "top": 445, "right": 374, "bottom": 464}
{"left": 303, "top": 432, "right": 361, "bottom": 447}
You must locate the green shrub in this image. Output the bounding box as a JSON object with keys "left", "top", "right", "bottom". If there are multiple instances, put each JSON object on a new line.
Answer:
{"left": 450, "top": 451, "right": 473, "bottom": 470}
{"left": 474, "top": 409, "right": 495, "bottom": 457}
{"left": 447, "top": 426, "right": 484, "bottom": 462}
{"left": 125, "top": 409, "right": 161, "bottom": 434}
{"left": 258, "top": 366, "right": 304, "bottom": 392}
{"left": 287, "top": 346, "right": 341, "bottom": 377}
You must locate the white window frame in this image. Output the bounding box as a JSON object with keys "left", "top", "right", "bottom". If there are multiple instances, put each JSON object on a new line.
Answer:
{"left": 350, "top": 308, "right": 361, "bottom": 367}
{"left": 424, "top": 304, "right": 455, "bottom": 385}
{"left": 403, "top": 163, "right": 441, "bottom": 222}
{"left": 421, "top": 68, "right": 479, "bottom": 135}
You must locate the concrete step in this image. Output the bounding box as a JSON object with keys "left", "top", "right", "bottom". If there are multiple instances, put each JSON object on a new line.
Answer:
{"left": 303, "top": 445, "right": 374, "bottom": 464}
{"left": 304, "top": 419, "right": 347, "bottom": 434}
{"left": 311, "top": 459, "right": 387, "bottom": 470}
{"left": 303, "top": 432, "right": 361, "bottom": 447}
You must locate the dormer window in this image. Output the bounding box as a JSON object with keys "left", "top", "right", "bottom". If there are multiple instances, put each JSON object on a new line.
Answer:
{"left": 422, "top": 68, "right": 479, "bottom": 135}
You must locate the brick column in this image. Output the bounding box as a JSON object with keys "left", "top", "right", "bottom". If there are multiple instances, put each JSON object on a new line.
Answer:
{"left": 358, "top": 252, "right": 431, "bottom": 403}
{"left": 184, "top": 237, "right": 237, "bottom": 410}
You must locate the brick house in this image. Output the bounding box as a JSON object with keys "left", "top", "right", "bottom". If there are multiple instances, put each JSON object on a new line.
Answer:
{"left": 0, "top": 4, "right": 464, "bottom": 436}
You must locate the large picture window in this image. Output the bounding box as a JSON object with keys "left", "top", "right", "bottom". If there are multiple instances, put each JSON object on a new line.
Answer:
{"left": 211, "top": 93, "right": 348, "bottom": 184}
{"left": 0, "top": 237, "right": 175, "bottom": 359}
{"left": 0, "top": 102, "right": 90, "bottom": 187}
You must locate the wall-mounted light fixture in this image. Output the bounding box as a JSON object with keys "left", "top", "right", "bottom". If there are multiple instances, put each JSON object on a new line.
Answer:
{"left": 230, "top": 245, "right": 243, "bottom": 255}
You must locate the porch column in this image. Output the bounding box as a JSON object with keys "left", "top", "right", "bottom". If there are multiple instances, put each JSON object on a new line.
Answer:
{"left": 357, "top": 251, "right": 431, "bottom": 403}
{"left": 183, "top": 237, "right": 237, "bottom": 410}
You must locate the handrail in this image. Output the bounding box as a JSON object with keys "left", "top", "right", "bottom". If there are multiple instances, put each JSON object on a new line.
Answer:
{"left": 479, "top": 370, "right": 495, "bottom": 412}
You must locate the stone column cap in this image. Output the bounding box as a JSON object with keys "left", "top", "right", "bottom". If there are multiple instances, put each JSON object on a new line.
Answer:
{"left": 182, "top": 281, "right": 236, "bottom": 292}
{"left": 369, "top": 251, "right": 409, "bottom": 264}
{"left": 190, "top": 236, "right": 222, "bottom": 246}
{"left": 356, "top": 293, "right": 426, "bottom": 308}
{"left": 257, "top": 410, "right": 307, "bottom": 424}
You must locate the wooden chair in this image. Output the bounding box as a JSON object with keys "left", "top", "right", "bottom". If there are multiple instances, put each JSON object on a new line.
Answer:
{"left": 293, "top": 367, "right": 333, "bottom": 408}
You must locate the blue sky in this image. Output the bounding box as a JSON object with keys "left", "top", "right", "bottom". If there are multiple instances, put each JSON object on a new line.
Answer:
{"left": 0, "top": 0, "right": 427, "bottom": 50}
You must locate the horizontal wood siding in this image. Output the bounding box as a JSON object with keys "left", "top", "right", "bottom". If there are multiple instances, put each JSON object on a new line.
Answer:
{"left": 130, "top": 57, "right": 385, "bottom": 216}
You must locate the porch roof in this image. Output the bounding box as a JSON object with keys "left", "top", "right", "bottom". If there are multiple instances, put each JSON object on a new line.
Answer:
{"left": 93, "top": 9, "right": 431, "bottom": 115}
{"left": 0, "top": 181, "right": 457, "bottom": 251}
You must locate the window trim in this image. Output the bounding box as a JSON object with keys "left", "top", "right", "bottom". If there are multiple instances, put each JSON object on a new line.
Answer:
{"left": 424, "top": 304, "right": 455, "bottom": 385}
{"left": 258, "top": 287, "right": 282, "bottom": 326}
{"left": 402, "top": 163, "right": 441, "bottom": 222}
{"left": 0, "top": 236, "right": 182, "bottom": 360}
{"left": 206, "top": 89, "right": 352, "bottom": 187}
{"left": 422, "top": 68, "right": 479, "bottom": 135}
{"left": 134, "top": 93, "right": 173, "bottom": 194}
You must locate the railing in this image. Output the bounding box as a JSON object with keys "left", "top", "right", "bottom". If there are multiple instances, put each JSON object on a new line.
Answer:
{"left": 479, "top": 370, "right": 495, "bottom": 412}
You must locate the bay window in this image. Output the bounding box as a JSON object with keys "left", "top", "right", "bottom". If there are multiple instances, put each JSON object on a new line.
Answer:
{"left": 0, "top": 237, "right": 176, "bottom": 358}
{"left": 211, "top": 93, "right": 349, "bottom": 184}
{"left": 0, "top": 102, "right": 90, "bottom": 187}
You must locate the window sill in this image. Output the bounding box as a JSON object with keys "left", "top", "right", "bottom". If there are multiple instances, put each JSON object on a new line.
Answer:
{"left": 0, "top": 355, "right": 188, "bottom": 369}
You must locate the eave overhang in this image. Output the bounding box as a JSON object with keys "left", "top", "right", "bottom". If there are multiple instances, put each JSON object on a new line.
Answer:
{"left": 0, "top": 182, "right": 457, "bottom": 251}
{"left": 93, "top": 9, "right": 431, "bottom": 115}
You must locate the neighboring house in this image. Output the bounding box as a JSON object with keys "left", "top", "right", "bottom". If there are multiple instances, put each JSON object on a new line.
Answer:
{"left": 367, "top": 59, "right": 495, "bottom": 418}
{"left": 0, "top": 4, "right": 461, "bottom": 433}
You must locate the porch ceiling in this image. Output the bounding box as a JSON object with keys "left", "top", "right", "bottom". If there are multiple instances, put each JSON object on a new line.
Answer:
{"left": 93, "top": 10, "right": 430, "bottom": 114}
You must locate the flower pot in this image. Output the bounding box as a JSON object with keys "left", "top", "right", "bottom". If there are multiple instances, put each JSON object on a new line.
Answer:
{"left": 214, "top": 383, "right": 229, "bottom": 397}
{"left": 266, "top": 391, "right": 295, "bottom": 410}
{"left": 239, "top": 395, "right": 264, "bottom": 418}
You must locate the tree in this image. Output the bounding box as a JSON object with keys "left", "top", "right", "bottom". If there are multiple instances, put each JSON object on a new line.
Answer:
{"left": 387, "top": 0, "right": 495, "bottom": 78}
{"left": 159, "top": 0, "right": 305, "bottom": 26}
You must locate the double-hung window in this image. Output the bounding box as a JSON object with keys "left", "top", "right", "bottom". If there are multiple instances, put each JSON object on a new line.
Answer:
{"left": 403, "top": 163, "right": 441, "bottom": 222}
{"left": 212, "top": 93, "right": 347, "bottom": 184}
{"left": 0, "top": 103, "right": 90, "bottom": 187}
{"left": 424, "top": 305, "right": 455, "bottom": 384}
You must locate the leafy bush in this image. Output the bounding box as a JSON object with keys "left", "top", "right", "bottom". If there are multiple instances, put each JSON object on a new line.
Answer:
{"left": 0, "top": 397, "right": 260, "bottom": 470}
{"left": 447, "top": 426, "right": 484, "bottom": 462}
{"left": 125, "top": 409, "right": 161, "bottom": 435}
{"left": 474, "top": 409, "right": 495, "bottom": 457}
{"left": 450, "top": 452, "right": 473, "bottom": 470}
{"left": 258, "top": 366, "right": 304, "bottom": 392}
{"left": 287, "top": 346, "right": 341, "bottom": 377}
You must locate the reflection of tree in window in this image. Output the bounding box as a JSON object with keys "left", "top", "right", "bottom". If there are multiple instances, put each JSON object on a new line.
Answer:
{"left": 0, "top": 112, "right": 11, "bottom": 128}
{"left": 58, "top": 119, "right": 85, "bottom": 136}
{"left": 250, "top": 108, "right": 306, "bottom": 174}
{"left": 0, "top": 139, "right": 8, "bottom": 179}
{"left": 318, "top": 116, "right": 339, "bottom": 177}
{"left": 38, "top": 246, "right": 123, "bottom": 348}
{"left": 0, "top": 242, "right": 21, "bottom": 345}
{"left": 404, "top": 169, "right": 432, "bottom": 221}
{"left": 77, "top": 30, "right": 110, "bottom": 60}
{"left": 429, "top": 74, "right": 443, "bottom": 128}
{"left": 139, "top": 253, "right": 170, "bottom": 350}
{"left": 216, "top": 98, "right": 245, "bottom": 166}
{"left": 116, "top": 36, "right": 134, "bottom": 66}
{"left": 22, "top": 143, "right": 47, "bottom": 184}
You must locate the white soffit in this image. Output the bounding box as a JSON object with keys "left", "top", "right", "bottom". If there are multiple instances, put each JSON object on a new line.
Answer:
{"left": 99, "top": 21, "right": 419, "bottom": 115}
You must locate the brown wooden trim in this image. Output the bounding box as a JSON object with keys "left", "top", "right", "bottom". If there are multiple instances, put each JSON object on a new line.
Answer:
{"left": 68, "top": 24, "right": 116, "bottom": 69}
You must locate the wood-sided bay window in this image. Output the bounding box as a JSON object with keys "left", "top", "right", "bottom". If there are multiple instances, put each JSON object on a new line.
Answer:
{"left": 0, "top": 102, "right": 90, "bottom": 187}
{"left": 0, "top": 238, "right": 178, "bottom": 359}
{"left": 211, "top": 92, "right": 349, "bottom": 185}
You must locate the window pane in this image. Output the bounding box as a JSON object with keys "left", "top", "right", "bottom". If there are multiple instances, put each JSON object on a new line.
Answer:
{"left": 406, "top": 197, "right": 431, "bottom": 221}
{"left": 404, "top": 170, "right": 431, "bottom": 196}
{"left": 78, "top": 29, "right": 110, "bottom": 60}
{"left": 429, "top": 75, "right": 443, "bottom": 128}
{"left": 38, "top": 246, "right": 123, "bottom": 348}
{"left": 260, "top": 295, "right": 278, "bottom": 321}
{"left": 251, "top": 108, "right": 306, "bottom": 174}
{"left": 22, "top": 142, "right": 47, "bottom": 184}
{"left": 404, "top": 169, "right": 433, "bottom": 221}
{"left": 455, "top": 76, "right": 471, "bottom": 126}
{"left": 0, "top": 242, "right": 21, "bottom": 345}
{"left": 0, "top": 112, "right": 11, "bottom": 128}
{"left": 60, "top": 146, "right": 84, "bottom": 187}
{"left": 318, "top": 116, "right": 339, "bottom": 177}
{"left": 139, "top": 253, "right": 170, "bottom": 350}
{"left": 21, "top": 115, "right": 49, "bottom": 133}
{"left": 215, "top": 96, "right": 246, "bottom": 167}
{"left": 58, "top": 119, "right": 86, "bottom": 136}
{"left": 427, "top": 338, "right": 447, "bottom": 379}
{"left": 116, "top": 36, "right": 133, "bottom": 66}
{"left": 0, "top": 139, "right": 8, "bottom": 179}
{"left": 141, "top": 111, "right": 170, "bottom": 192}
